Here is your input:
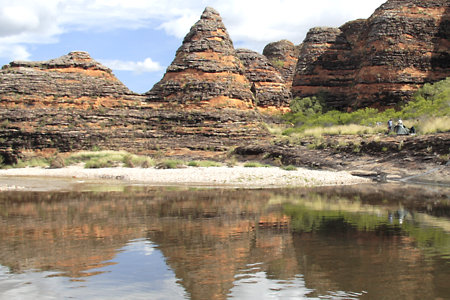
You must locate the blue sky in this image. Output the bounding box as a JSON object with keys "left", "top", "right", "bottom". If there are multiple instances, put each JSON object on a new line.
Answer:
{"left": 0, "top": 0, "right": 386, "bottom": 93}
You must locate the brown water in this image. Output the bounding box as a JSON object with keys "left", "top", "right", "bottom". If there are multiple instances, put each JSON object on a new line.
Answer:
{"left": 0, "top": 183, "right": 449, "bottom": 299}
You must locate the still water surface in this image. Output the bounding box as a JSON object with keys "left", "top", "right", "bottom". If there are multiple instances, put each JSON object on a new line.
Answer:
{"left": 0, "top": 183, "right": 449, "bottom": 299}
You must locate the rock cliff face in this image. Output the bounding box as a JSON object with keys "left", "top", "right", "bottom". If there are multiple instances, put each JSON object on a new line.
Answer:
{"left": 292, "top": 0, "right": 450, "bottom": 109}
{"left": 0, "top": 51, "right": 142, "bottom": 108}
{"left": 0, "top": 1, "right": 448, "bottom": 163}
{"left": 146, "top": 7, "right": 254, "bottom": 109}
{"left": 0, "top": 107, "right": 268, "bottom": 164}
{"left": 236, "top": 48, "right": 291, "bottom": 108}
{"left": 262, "top": 40, "right": 300, "bottom": 88}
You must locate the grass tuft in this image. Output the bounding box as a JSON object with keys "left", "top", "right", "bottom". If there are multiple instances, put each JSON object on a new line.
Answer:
{"left": 156, "top": 159, "right": 185, "bottom": 169}
{"left": 64, "top": 151, "right": 155, "bottom": 169}
{"left": 281, "top": 165, "right": 297, "bottom": 171}
{"left": 13, "top": 158, "right": 50, "bottom": 168}
{"left": 188, "top": 160, "right": 222, "bottom": 167}
{"left": 243, "top": 162, "right": 271, "bottom": 168}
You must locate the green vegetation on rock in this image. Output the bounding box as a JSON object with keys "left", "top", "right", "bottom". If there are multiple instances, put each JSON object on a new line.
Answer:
{"left": 283, "top": 77, "right": 450, "bottom": 136}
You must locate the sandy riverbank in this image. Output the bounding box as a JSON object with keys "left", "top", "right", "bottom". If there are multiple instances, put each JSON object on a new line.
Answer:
{"left": 0, "top": 165, "right": 370, "bottom": 191}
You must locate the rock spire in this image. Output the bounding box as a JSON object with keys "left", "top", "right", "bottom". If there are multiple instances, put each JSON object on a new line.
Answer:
{"left": 146, "top": 7, "right": 254, "bottom": 108}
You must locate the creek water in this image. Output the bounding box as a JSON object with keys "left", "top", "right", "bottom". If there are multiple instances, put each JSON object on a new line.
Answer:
{"left": 0, "top": 182, "right": 449, "bottom": 299}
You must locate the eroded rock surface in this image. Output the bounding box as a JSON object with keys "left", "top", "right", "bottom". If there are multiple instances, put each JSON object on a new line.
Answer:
{"left": 146, "top": 7, "right": 254, "bottom": 108}
{"left": 262, "top": 40, "right": 300, "bottom": 87}
{"left": 0, "top": 107, "right": 268, "bottom": 163}
{"left": 0, "top": 51, "right": 142, "bottom": 108}
{"left": 236, "top": 48, "right": 291, "bottom": 108}
{"left": 292, "top": 0, "right": 450, "bottom": 109}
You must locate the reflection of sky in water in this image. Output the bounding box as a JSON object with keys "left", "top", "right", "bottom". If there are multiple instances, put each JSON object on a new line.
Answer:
{"left": 0, "top": 239, "right": 368, "bottom": 300}
{"left": 0, "top": 239, "right": 187, "bottom": 300}
{"left": 229, "top": 263, "right": 365, "bottom": 299}
{"left": 230, "top": 269, "right": 313, "bottom": 299}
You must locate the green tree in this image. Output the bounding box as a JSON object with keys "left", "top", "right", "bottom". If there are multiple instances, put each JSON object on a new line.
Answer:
{"left": 289, "top": 96, "right": 323, "bottom": 116}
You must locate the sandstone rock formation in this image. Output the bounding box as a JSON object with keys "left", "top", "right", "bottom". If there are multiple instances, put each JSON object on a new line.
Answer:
{"left": 0, "top": 51, "right": 142, "bottom": 108}
{"left": 146, "top": 7, "right": 254, "bottom": 109}
{"left": 0, "top": 106, "right": 268, "bottom": 164}
{"left": 0, "top": 8, "right": 273, "bottom": 164}
{"left": 262, "top": 40, "right": 300, "bottom": 87}
{"left": 236, "top": 48, "right": 290, "bottom": 108}
{"left": 292, "top": 0, "right": 450, "bottom": 109}
{"left": 1, "top": 2, "right": 448, "bottom": 165}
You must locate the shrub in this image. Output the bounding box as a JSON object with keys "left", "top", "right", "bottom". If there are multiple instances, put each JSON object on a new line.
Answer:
{"left": 49, "top": 155, "right": 66, "bottom": 169}
{"left": 123, "top": 154, "right": 154, "bottom": 168}
{"left": 84, "top": 158, "right": 115, "bottom": 168}
{"left": 123, "top": 154, "right": 135, "bottom": 168}
{"left": 289, "top": 96, "right": 323, "bottom": 116}
{"left": 281, "top": 165, "right": 297, "bottom": 171}
{"left": 156, "top": 159, "right": 185, "bottom": 169}
{"left": 270, "top": 59, "right": 285, "bottom": 69}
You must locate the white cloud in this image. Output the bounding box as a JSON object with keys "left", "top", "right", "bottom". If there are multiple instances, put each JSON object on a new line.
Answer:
{"left": 0, "top": 44, "right": 31, "bottom": 61}
{"left": 0, "top": 1, "right": 60, "bottom": 37}
{"left": 0, "top": 0, "right": 386, "bottom": 61}
{"left": 0, "top": 0, "right": 61, "bottom": 61}
{"left": 158, "top": 12, "right": 199, "bottom": 39}
{"left": 100, "top": 58, "right": 163, "bottom": 73}
{"left": 210, "top": 0, "right": 386, "bottom": 51}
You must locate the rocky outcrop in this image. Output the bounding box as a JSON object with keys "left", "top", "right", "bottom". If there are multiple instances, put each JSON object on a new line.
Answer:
{"left": 292, "top": 0, "right": 450, "bottom": 109}
{"left": 262, "top": 40, "right": 300, "bottom": 87}
{"left": 146, "top": 7, "right": 254, "bottom": 108}
{"left": 236, "top": 48, "right": 290, "bottom": 108}
{"left": 293, "top": 26, "right": 359, "bottom": 108}
{"left": 0, "top": 51, "right": 143, "bottom": 108}
{"left": 0, "top": 8, "right": 276, "bottom": 163}
{"left": 1, "top": 3, "right": 448, "bottom": 164}
{"left": 0, "top": 106, "right": 268, "bottom": 163}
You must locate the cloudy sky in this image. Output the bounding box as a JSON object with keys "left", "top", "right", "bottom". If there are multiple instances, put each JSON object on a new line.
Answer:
{"left": 0, "top": 0, "right": 386, "bottom": 93}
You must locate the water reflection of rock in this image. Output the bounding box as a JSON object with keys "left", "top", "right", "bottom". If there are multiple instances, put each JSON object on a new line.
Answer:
{"left": 147, "top": 193, "right": 297, "bottom": 299}
{"left": 292, "top": 230, "right": 441, "bottom": 299}
{"left": 0, "top": 191, "right": 152, "bottom": 277}
{"left": 0, "top": 187, "right": 449, "bottom": 299}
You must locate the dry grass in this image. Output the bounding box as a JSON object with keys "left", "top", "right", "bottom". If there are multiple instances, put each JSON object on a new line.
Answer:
{"left": 293, "top": 124, "right": 384, "bottom": 138}
{"left": 264, "top": 124, "right": 288, "bottom": 136}
{"left": 417, "top": 116, "right": 450, "bottom": 134}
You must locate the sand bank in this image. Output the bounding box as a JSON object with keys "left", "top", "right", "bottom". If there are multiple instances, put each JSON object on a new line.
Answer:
{"left": 0, "top": 165, "right": 370, "bottom": 191}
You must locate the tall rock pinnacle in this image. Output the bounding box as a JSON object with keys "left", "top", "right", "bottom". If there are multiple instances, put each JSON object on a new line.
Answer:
{"left": 146, "top": 7, "right": 254, "bottom": 108}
